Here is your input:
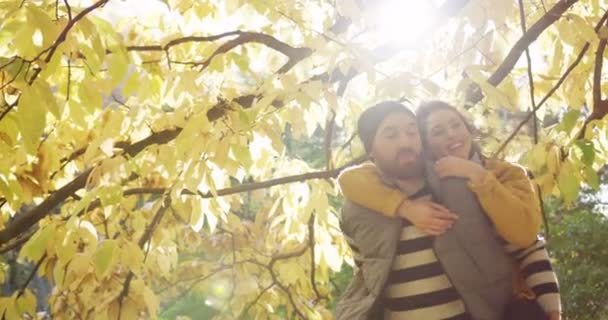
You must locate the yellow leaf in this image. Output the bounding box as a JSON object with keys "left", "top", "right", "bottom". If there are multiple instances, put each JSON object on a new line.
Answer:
{"left": 557, "top": 161, "right": 580, "bottom": 206}
{"left": 26, "top": 7, "right": 60, "bottom": 48}
{"left": 53, "top": 257, "right": 66, "bottom": 286}
{"left": 16, "top": 289, "right": 36, "bottom": 316}
{"left": 32, "top": 143, "right": 50, "bottom": 192}
{"left": 189, "top": 198, "right": 204, "bottom": 232}
{"left": 566, "top": 14, "right": 597, "bottom": 43}
{"left": 208, "top": 54, "right": 225, "bottom": 72}
{"left": 17, "top": 85, "right": 46, "bottom": 154}
{"left": 3, "top": 296, "right": 18, "bottom": 320}
{"left": 121, "top": 241, "right": 144, "bottom": 274}
{"left": 123, "top": 71, "right": 141, "bottom": 97}
{"left": 143, "top": 285, "right": 159, "bottom": 315}
{"left": 107, "top": 52, "right": 129, "bottom": 88}
{"left": 549, "top": 40, "right": 563, "bottom": 76}
{"left": 99, "top": 138, "right": 115, "bottom": 157}
{"left": 119, "top": 298, "right": 139, "bottom": 320}
{"left": 95, "top": 240, "right": 118, "bottom": 278}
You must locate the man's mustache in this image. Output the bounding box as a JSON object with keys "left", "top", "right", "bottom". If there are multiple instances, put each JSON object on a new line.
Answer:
{"left": 396, "top": 149, "right": 418, "bottom": 159}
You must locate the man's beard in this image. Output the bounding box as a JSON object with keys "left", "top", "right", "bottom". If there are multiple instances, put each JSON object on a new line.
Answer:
{"left": 376, "top": 150, "right": 424, "bottom": 180}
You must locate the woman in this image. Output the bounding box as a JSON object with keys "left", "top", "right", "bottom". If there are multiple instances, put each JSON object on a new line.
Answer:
{"left": 339, "top": 101, "right": 561, "bottom": 320}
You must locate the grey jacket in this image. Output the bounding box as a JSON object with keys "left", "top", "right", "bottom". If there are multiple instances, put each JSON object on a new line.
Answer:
{"left": 335, "top": 171, "right": 514, "bottom": 320}
{"left": 335, "top": 200, "right": 402, "bottom": 320}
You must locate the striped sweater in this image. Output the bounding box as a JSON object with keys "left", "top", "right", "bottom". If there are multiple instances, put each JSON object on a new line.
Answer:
{"left": 506, "top": 239, "right": 561, "bottom": 312}
{"left": 348, "top": 186, "right": 561, "bottom": 318}
{"left": 382, "top": 187, "right": 470, "bottom": 319}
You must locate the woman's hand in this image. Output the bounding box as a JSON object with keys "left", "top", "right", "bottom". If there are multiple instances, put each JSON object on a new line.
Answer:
{"left": 434, "top": 155, "right": 488, "bottom": 184}
{"left": 397, "top": 200, "right": 458, "bottom": 236}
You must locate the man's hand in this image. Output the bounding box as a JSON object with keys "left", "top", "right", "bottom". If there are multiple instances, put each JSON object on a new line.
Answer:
{"left": 547, "top": 311, "right": 561, "bottom": 320}
{"left": 397, "top": 200, "right": 458, "bottom": 236}
{"left": 434, "top": 156, "right": 487, "bottom": 184}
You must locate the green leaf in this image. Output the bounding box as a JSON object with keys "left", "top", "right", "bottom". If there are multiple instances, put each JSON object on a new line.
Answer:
{"left": 557, "top": 162, "right": 580, "bottom": 205}
{"left": 574, "top": 140, "right": 595, "bottom": 166}
{"left": 95, "top": 240, "right": 118, "bottom": 278}
{"left": 560, "top": 110, "right": 580, "bottom": 134}
{"left": 19, "top": 226, "right": 52, "bottom": 262}
{"left": 584, "top": 166, "right": 600, "bottom": 190}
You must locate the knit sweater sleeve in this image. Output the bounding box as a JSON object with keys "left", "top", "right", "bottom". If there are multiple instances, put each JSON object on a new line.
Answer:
{"left": 506, "top": 239, "right": 561, "bottom": 313}
{"left": 337, "top": 163, "right": 407, "bottom": 217}
{"left": 468, "top": 160, "right": 542, "bottom": 247}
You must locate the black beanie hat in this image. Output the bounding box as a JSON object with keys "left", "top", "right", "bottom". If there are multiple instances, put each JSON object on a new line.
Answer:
{"left": 357, "top": 101, "right": 415, "bottom": 153}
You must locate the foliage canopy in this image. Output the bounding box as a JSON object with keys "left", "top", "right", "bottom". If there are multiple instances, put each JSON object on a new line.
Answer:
{"left": 0, "top": 0, "right": 607, "bottom": 318}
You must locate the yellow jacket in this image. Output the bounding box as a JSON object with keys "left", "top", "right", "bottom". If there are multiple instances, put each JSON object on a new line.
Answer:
{"left": 337, "top": 159, "right": 542, "bottom": 247}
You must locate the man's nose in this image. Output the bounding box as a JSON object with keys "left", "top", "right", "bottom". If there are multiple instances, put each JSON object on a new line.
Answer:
{"left": 446, "top": 127, "right": 458, "bottom": 139}
{"left": 397, "top": 134, "right": 413, "bottom": 148}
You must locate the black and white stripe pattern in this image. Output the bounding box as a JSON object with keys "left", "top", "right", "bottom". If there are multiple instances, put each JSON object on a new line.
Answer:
{"left": 506, "top": 238, "right": 561, "bottom": 312}
{"left": 383, "top": 187, "right": 470, "bottom": 320}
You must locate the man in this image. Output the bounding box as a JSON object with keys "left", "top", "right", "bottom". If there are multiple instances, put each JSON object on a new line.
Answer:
{"left": 335, "top": 101, "right": 469, "bottom": 319}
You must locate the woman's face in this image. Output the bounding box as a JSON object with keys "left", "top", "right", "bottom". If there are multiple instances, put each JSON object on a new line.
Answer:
{"left": 425, "top": 109, "right": 473, "bottom": 159}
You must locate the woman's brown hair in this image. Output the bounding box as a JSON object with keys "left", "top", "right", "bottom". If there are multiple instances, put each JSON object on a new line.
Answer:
{"left": 416, "top": 100, "right": 484, "bottom": 159}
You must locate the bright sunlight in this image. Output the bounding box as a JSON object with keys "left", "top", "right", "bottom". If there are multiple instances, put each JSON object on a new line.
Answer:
{"left": 366, "top": 0, "right": 438, "bottom": 48}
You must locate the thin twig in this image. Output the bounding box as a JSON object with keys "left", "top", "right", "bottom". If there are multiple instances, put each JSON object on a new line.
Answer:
{"left": 26, "top": 0, "right": 109, "bottom": 84}
{"left": 18, "top": 253, "right": 47, "bottom": 298}
{"left": 518, "top": 0, "right": 538, "bottom": 144}
{"left": 63, "top": 0, "right": 72, "bottom": 20}
{"left": 592, "top": 24, "right": 607, "bottom": 111}
{"left": 0, "top": 100, "right": 18, "bottom": 122}
{"left": 492, "top": 8, "right": 608, "bottom": 156}
{"left": 308, "top": 214, "right": 324, "bottom": 302}
{"left": 0, "top": 58, "right": 26, "bottom": 91}
{"left": 239, "top": 283, "right": 275, "bottom": 319}
{"left": 118, "top": 196, "right": 171, "bottom": 319}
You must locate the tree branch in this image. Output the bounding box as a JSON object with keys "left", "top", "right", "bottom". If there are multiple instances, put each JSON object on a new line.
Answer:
{"left": 493, "top": 9, "right": 608, "bottom": 156}
{"left": 126, "top": 31, "right": 243, "bottom": 52}
{"left": 45, "top": 0, "right": 108, "bottom": 64}
{"left": 582, "top": 15, "right": 608, "bottom": 134}
{"left": 201, "top": 32, "right": 313, "bottom": 74}
{"left": 0, "top": 0, "right": 461, "bottom": 247}
{"left": 0, "top": 127, "right": 181, "bottom": 246}
{"left": 119, "top": 156, "right": 365, "bottom": 201}
{"left": 466, "top": 0, "right": 579, "bottom": 106}
{"left": 26, "top": 0, "right": 109, "bottom": 85}
{"left": 129, "top": 31, "right": 312, "bottom": 74}
{"left": 0, "top": 227, "right": 37, "bottom": 254}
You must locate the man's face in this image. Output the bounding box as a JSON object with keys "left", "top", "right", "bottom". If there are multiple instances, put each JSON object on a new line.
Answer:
{"left": 369, "top": 112, "right": 423, "bottom": 179}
